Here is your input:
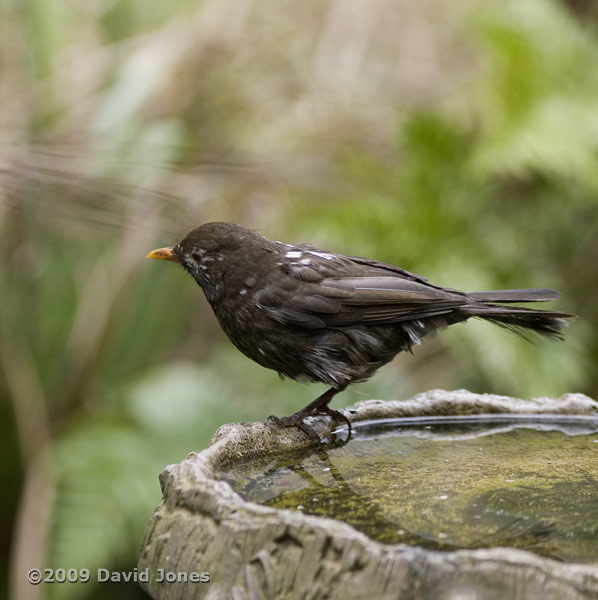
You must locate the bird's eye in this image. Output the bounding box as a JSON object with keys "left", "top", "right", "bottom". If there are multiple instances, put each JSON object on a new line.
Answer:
{"left": 192, "top": 253, "right": 202, "bottom": 261}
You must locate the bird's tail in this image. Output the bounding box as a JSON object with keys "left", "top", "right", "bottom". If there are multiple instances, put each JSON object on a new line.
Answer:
{"left": 463, "top": 288, "right": 575, "bottom": 341}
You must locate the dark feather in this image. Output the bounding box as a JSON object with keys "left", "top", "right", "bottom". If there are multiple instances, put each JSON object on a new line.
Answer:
{"left": 468, "top": 289, "right": 560, "bottom": 302}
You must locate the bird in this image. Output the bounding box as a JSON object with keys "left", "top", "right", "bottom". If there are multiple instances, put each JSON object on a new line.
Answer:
{"left": 147, "top": 222, "right": 574, "bottom": 439}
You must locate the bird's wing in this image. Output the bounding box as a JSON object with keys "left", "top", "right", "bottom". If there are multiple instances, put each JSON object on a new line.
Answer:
{"left": 263, "top": 274, "right": 468, "bottom": 329}
{"left": 258, "top": 247, "right": 469, "bottom": 329}
{"left": 319, "top": 276, "right": 467, "bottom": 326}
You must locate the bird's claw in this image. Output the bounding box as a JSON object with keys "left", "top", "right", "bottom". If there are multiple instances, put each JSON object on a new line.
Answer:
{"left": 266, "top": 408, "right": 352, "bottom": 443}
{"left": 319, "top": 406, "right": 352, "bottom": 439}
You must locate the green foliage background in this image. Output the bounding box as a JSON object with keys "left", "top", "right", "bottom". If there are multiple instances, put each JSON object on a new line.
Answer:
{"left": 1, "top": 0, "right": 597, "bottom": 599}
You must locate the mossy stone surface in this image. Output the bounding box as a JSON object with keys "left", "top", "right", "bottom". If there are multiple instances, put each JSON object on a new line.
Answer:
{"left": 223, "top": 423, "right": 598, "bottom": 562}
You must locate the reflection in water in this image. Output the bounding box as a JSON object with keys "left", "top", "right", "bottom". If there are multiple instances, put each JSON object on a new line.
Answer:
{"left": 221, "top": 416, "right": 598, "bottom": 563}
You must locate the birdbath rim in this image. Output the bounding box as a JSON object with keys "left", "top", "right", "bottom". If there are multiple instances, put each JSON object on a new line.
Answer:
{"left": 194, "top": 389, "right": 598, "bottom": 472}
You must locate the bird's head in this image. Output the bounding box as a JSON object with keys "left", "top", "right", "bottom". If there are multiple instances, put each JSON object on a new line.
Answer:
{"left": 147, "top": 222, "right": 263, "bottom": 296}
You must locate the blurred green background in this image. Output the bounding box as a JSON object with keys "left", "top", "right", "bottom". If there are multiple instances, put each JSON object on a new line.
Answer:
{"left": 2, "top": 0, "right": 597, "bottom": 598}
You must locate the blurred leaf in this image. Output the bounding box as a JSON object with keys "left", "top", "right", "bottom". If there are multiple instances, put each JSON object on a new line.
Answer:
{"left": 470, "top": 0, "right": 598, "bottom": 189}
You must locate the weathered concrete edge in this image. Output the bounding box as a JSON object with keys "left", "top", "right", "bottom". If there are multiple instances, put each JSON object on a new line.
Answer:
{"left": 138, "top": 390, "right": 598, "bottom": 600}
{"left": 205, "top": 389, "right": 598, "bottom": 468}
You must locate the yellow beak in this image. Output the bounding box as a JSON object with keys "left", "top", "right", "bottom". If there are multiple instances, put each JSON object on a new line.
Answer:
{"left": 146, "top": 246, "right": 179, "bottom": 262}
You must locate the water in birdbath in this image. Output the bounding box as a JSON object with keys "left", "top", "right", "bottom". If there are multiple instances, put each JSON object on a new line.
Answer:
{"left": 221, "top": 415, "right": 598, "bottom": 564}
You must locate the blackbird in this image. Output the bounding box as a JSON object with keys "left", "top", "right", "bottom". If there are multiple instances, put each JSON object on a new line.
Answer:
{"left": 147, "top": 222, "right": 574, "bottom": 438}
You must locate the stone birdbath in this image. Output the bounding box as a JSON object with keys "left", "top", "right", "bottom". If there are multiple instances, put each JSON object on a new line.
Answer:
{"left": 138, "top": 390, "right": 598, "bottom": 600}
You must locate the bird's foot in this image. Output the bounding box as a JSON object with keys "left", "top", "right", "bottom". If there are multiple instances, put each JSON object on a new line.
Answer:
{"left": 267, "top": 407, "right": 352, "bottom": 443}
{"left": 267, "top": 411, "right": 321, "bottom": 441}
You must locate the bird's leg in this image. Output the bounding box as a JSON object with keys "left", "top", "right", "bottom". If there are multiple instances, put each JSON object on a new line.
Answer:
{"left": 267, "top": 385, "right": 352, "bottom": 440}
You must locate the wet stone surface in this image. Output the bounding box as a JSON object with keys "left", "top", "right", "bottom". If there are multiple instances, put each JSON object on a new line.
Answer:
{"left": 221, "top": 416, "right": 598, "bottom": 563}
